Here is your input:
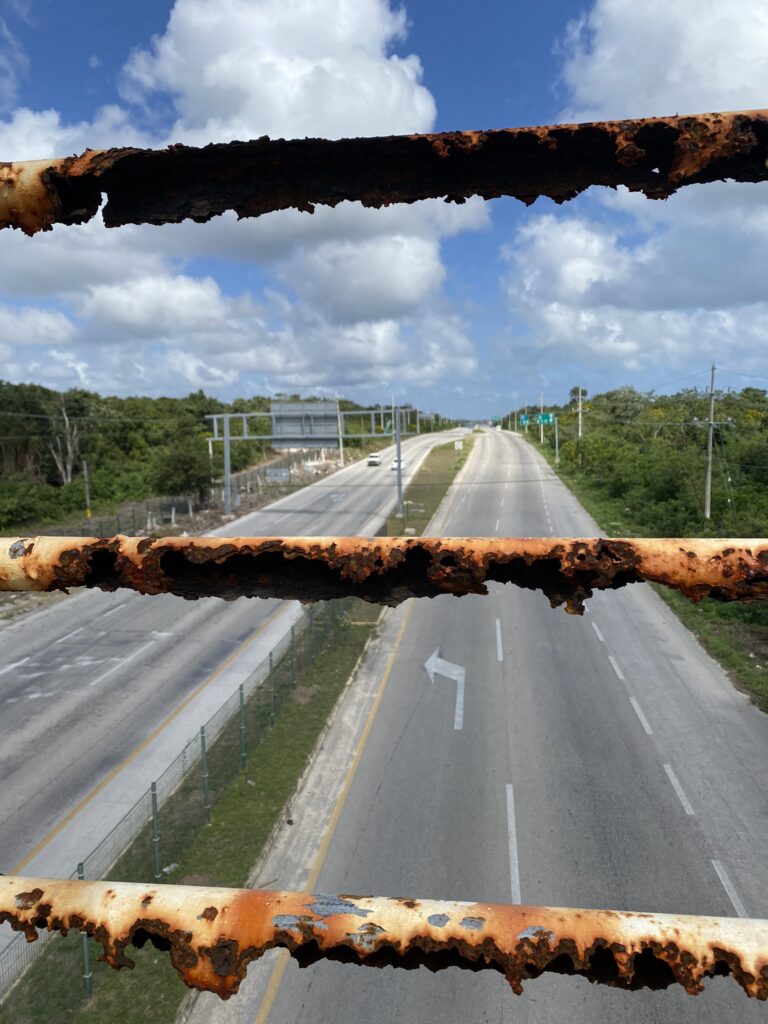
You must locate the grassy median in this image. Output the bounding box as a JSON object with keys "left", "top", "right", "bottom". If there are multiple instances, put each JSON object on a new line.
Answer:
{"left": 0, "top": 435, "right": 475, "bottom": 1024}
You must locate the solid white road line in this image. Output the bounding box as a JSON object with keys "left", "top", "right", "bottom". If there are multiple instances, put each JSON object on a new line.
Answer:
{"left": 664, "top": 764, "right": 695, "bottom": 816}
{"left": 591, "top": 622, "right": 605, "bottom": 642}
{"left": 0, "top": 657, "right": 29, "bottom": 676}
{"left": 495, "top": 619, "right": 503, "bottom": 663}
{"left": 55, "top": 627, "right": 83, "bottom": 644}
{"left": 101, "top": 602, "right": 127, "bottom": 619}
{"left": 711, "top": 859, "right": 747, "bottom": 918}
{"left": 629, "top": 696, "right": 654, "bottom": 735}
{"left": 505, "top": 784, "right": 522, "bottom": 904}
{"left": 608, "top": 655, "right": 625, "bottom": 681}
{"left": 88, "top": 640, "right": 156, "bottom": 687}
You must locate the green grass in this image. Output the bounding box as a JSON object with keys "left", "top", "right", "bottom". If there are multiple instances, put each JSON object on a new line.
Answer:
{"left": 531, "top": 437, "right": 768, "bottom": 711}
{"left": 0, "top": 438, "right": 473, "bottom": 1024}
{"left": 385, "top": 438, "right": 474, "bottom": 535}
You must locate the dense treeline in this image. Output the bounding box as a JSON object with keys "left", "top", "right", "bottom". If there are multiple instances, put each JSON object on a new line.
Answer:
{"left": 0, "top": 383, "right": 444, "bottom": 531}
{"left": 517, "top": 384, "right": 768, "bottom": 537}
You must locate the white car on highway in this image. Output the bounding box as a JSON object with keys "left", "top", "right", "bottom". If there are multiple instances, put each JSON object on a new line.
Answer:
{"left": 391, "top": 457, "right": 405, "bottom": 470}
{"left": 367, "top": 452, "right": 382, "bottom": 466}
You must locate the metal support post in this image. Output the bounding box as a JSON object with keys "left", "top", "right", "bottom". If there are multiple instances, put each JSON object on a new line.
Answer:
{"left": 269, "top": 652, "right": 275, "bottom": 724}
{"left": 337, "top": 401, "right": 345, "bottom": 467}
{"left": 77, "top": 862, "right": 93, "bottom": 997}
{"left": 151, "top": 782, "right": 162, "bottom": 883}
{"left": 539, "top": 393, "right": 544, "bottom": 444}
{"left": 239, "top": 684, "right": 247, "bottom": 769}
{"left": 200, "top": 726, "right": 211, "bottom": 822}
{"left": 554, "top": 417, "right": 560, "bottom": 465}
{"left": 223, "top": 413, "right": 232, "bottom": 516}
{"left": 395, "top": 406, "right": 404, "bottom": 519}
{"left": 704, "top": 364, "right": 716, "bottom": 520}
{"left": 577, "top": 387, "right": 583, "bottom": 439}
{"left": 291, "top": 625, "right": 297, "bottom": 686}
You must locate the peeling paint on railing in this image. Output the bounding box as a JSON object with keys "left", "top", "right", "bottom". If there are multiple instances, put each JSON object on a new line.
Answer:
{"left": 2, "top": 877, "right": 766, "bottom": 1000}
{"left": 2, "top": 109, "right": 768, "bottom": 235}
{"left": 2, "top": 535, "right": 768, "bottom": 613}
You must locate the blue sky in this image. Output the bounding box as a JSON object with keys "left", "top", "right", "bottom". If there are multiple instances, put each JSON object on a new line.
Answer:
{"left": 1, "top": 0, "right": 768, "bottom": 417}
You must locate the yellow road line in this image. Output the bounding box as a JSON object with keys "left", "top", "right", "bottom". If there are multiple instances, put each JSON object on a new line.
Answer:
{"left": 11, "top": 602, "right": 288, "bottom": 874}
{"left": 253, "top": 600, "right": 416, "bottom": 1024}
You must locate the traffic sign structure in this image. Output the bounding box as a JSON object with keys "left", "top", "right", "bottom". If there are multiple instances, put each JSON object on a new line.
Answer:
{"left": 537, "top": 413, "right": 554, "bottom": 425}
{"left": 519, "top": 414, "right": 529, "bottom": 425}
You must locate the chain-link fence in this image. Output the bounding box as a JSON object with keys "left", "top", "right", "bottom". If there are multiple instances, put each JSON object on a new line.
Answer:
{"left": 38, "top": 448, "right": 343, "bottom": 538}
{"left": 0, "top": 598, "right": 352, "bottom": 1015}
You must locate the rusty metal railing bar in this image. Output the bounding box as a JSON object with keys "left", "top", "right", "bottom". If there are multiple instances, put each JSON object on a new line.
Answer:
{"left": 2, "top": 109, "right": 768, "bottom": 235}
{"left": 2, "top": 535, "right": 767, "bottom": 613}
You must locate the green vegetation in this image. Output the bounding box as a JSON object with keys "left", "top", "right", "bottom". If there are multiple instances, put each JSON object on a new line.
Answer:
{"left": 0, "top": 382, "right": 450, "bottom": 533}
{"left": 0, "top": 430, "right": 471, "bottom": 1024}
{"left": 386, "top": 437, "right": 474, "bottom": 535}
{"left": 517, "top": 384, "right": 768, "bottom": 708}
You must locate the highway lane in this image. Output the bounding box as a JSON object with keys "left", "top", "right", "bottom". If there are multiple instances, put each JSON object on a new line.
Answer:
{"left": 0, "top": 429, "right": 455, "bottom": 875}
{"left": 253, "top": 429, "right": 768, "bottom": 1023}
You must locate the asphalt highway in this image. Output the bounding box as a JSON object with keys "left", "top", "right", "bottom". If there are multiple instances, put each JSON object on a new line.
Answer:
{"left": 0, "top": 430, "right": 453, "bottom": 877}
{"left": 251, "top": 429, "right": 768, "bottom": 1024}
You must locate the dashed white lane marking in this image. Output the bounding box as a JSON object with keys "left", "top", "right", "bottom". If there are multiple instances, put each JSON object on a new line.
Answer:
{"left": 89, "top": 640, "right": 156, "bottom": 687}
{"left": 711, "top": 859, "right": 747, "bottom": 917}
{"left": 664, "top": 764, "right": 695, "bottom": 816}
{"left": 495, "top": 518, "right": 500, "bottom": 532}
{"left": 0, "top": 657, "right": 29, "bottom": 677}
{"left": 500, "top": 497, "right": 505, "bottom": 508}
{"left": 629, "top": 696, "right": 654, "bottom": 735}
{"left": 55, "top": 627, "right": 83, "bottom": 644}
{"left": 495, "top": 619, "right": 503, "bottom": 662}
{"left": 505, "top": 784, "right": 522, "bottom": 904}
{"left": 608, "top": 655, "right": 625, "bottom": 681}
{"left": 101, "top": 602, "right": 127, "bottom": 619}
{"left": 591, "top": 621, "right": 605, "bottom": 642}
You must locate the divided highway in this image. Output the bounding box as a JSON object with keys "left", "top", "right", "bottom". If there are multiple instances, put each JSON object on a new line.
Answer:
{"left": 0, "top": 430, "right": 456, "bottom": 880}
{"left": 224, "top": 429, "right": 768, "bottom": 1024}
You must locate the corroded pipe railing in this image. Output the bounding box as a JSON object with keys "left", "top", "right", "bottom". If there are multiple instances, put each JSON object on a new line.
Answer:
{"left": 2, "top": 109, "right": 768, "bottom": 235}
{"left": 2, "top": 877, "right": 766, "bottom": 999}
{"left": 1, "top": 535, "right": 767, "bottom": 613}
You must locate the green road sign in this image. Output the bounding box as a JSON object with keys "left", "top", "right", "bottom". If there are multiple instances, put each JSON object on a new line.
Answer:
{"left": 519, "top": 414, "right": 529, "bottom": 425}
{"left": 537, "top": 413, "right": 554, "bottom": 425}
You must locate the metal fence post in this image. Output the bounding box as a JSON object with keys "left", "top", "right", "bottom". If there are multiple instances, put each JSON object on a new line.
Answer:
{"left": 239, "top": 684, "right": 247, "bottom": 769}
{"left": 269, "top": 652, "right": 275, "bottom": 724}
{"left": 151, "top": 782, "right": 162, "bottom": 883}
{"left": 200, "top": 726, "right": 211, "bottom": 822}
{"left": 77, "top": 862, "right": 93, "bottom": 998}
{"left": 291, "top": 625, "right": 297, "bottom": 686}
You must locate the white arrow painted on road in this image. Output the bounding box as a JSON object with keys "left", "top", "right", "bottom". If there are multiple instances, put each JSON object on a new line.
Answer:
{"left": 425, "top": 648, "right": 465, "bottom": 730}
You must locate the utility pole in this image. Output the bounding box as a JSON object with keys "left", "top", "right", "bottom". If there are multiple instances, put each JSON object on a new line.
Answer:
{"left": 539, "top": 393, "right": 544, "bottom": 444}
{"left": 704, "top": 364, "right": 716, "bottom": 520}
{"left": 223, "top": 413, "right": 232, "bottom": 516}
{"left": 336, "top": 400, "right": 345, "bottom": 467}
{"left": 514, "top": 408, "right": 517, "bottom": 432}
{"left": 554, "top": 417, "right": 560, "bottom": 465}
{"left": 394, "top": 405, "right": 404, "bottom": 519}
{"left": 82, "top": 459, "right": 92, "bottom": 519}
{"left": 578, "top": 387, "right": 583, "bottom": 440}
